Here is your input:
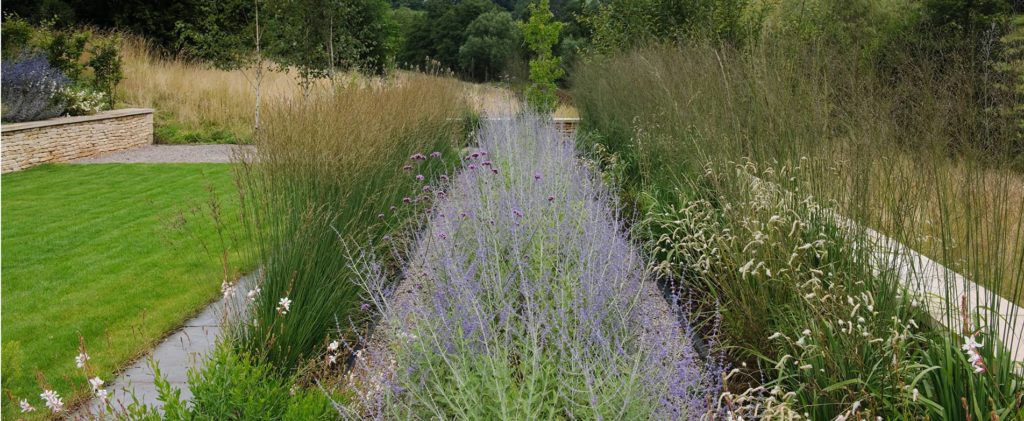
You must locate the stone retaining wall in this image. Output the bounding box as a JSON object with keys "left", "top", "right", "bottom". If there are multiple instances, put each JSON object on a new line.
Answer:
{"left": 1, "top": 108, "right": 154, "bottom": 173}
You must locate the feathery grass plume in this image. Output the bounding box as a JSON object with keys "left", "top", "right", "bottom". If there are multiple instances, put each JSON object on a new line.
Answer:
{"left": 349, "top": 115, "right": 721, "bottom": 418}
{"left": 233, "top": 74, "right": 470, "bottom": 372}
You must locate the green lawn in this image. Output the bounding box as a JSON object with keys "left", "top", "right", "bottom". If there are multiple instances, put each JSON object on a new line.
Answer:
{"left": 1, "top": 164, "right": 249, "bottom": 418}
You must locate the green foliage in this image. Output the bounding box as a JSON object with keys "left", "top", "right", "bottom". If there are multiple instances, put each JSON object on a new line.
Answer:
{"left": 458, "top": 10, "right": 521, "bottom": 81}
{"left": 87, "top": 38, "right": 123, "bottom": 107}
{"left": 174, "top": 0, "right": 258, "bottom": 71}
{"left": 397, "top": 0, "right": 499, "bottom": 75}
{"left": 387, "top": 7, "right": 426, "bottom": 62}
{"left": 582, "top": 0, "right": 761, "bottom": 52}
{"left": 268, "top": 0, "right": 392, "bottom": 80}
{"left": 521, "top": 0, "right": 563, "bottom": 113}
{"left": 154, "top": 112, "right": 250, "bottom": 144}
{"left": 184, "top": 346, "right": 336, "bottom": 420}
{"left": 45, "top": 29, "right": 89, "bottom": 81}
{"left": 132, "top": 344, "right": 339, "bottom": 420}
{"left": 1, "top": 15, "right": 35, "bottom": 59}
{"left": 178, "top": 0, "right": 393, "bottom": 83}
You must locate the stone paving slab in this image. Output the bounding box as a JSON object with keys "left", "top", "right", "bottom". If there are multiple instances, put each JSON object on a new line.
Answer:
{"left": 68, "top": 274, "right": 255, "bottom": 419}
{"left": 749, "top": 175, "right": 1024, "bottom": 368}
{"left": 69, "top": 144, "right": 254, "bottom": 164}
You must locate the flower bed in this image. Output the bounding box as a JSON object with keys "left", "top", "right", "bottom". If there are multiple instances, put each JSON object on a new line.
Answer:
{"left": 347, "top": 116, "right": 720, "bottom": 418}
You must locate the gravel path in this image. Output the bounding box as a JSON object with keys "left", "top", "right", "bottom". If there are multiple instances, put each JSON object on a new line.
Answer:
{"left": 70, "top": 145, "right": 254, "bottom": 164}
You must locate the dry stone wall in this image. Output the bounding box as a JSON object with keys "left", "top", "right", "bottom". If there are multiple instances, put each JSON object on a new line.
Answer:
{"left": 1, "top": 108, "right": 154, "bottom": 173}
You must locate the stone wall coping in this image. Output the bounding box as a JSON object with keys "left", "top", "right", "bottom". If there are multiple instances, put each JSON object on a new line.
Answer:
{"left": 1, "top": 108, "right": 154, "bottom": 134}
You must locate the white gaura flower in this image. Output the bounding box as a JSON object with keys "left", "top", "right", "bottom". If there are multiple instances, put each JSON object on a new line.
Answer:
{"left": 277, "top": 297, "right": 292, "bottom": 315}
{"left": 19, "top": 399, "right": 35, "bottom": 413}
{"left": 75, "top": 352, "right": 90, "bottom": 369}
{"left": 962, "top": 334, "right": 986, "bottom": 373}
{"left": 40, "top": 389, "right": 63, "bottom": 413}
{"left": 88, "top": 377, "right": 104, "bottom": 391}
{"left": 327, "top": 340, "right": 340, "bottom": 352}
{"left": 247, "top": 287, "right": 261, "bottom": 302}
{"left": 327, "top": 354, "right": 337, "bottom": 365}
{"left": 96, "top": 388, "right": 109, "bottom": 401}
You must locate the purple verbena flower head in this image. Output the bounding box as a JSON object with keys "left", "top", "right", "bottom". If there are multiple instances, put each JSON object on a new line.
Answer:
{"left": 416, "top": 174, "right": 425, "bottom": 181}
{"left": 430, "top": 151, "right": 442, "bottom": 158}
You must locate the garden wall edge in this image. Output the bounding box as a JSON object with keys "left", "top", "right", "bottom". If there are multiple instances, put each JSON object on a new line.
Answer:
{"left": 1, "top": 108, "right": 154, "bottom": 173}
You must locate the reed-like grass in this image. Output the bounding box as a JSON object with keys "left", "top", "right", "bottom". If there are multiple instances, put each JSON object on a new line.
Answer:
{"left": 231, "top": 74, "right": 471, "bottom": 372}
{"left": 572, "top": 41, "right": 1024, "bottom": 418}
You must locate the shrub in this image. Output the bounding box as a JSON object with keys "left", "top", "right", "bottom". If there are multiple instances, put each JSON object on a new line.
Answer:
{"left": 521, "top": 0, "right": 564, "bottom": 114}
{"left": 45, "top": 29, "right": 89, "bottom": 81}
{"left": 1, "top": 15, "right": 35, "bottom": 59}
{"left": 1, "top": 54, "right": 68, "bottom": 122}
{"left": 57, "top": 85, "right": 106, "bottom": 116}
{"left": 87, "top": 38, "right": 123, "bottom": 108}
{"left": 147, "top": 344, "right": 337, "bottom": 420}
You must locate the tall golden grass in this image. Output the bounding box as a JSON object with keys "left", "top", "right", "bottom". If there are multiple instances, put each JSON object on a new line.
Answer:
{"left": 117, "top": 36, "right": 502, "bottom": 141}
{"left": 573, "top": 42, "right": 1024, "bottom": 305}
{"left": 233, "top": 69, "right": 472, "bottom": 371}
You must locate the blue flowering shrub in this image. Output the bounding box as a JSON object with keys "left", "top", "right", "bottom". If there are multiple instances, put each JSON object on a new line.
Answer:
{"left": 1, "top": 54, "right": 69, "bottom": 122}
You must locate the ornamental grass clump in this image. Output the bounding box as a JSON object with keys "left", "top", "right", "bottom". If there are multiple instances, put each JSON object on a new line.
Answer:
{"left": 349, "top": 116, "right": 721, "bottom": 418}
{"left": 574, "top": 41, "right": 1024, "bottom": 418}
{"left": 233, "top": 74, "right": 469, "bottom": 372}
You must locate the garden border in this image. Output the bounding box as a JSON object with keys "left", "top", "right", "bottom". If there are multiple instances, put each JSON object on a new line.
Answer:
{"left": 1, "top": 108, "right": 154, "bottom": 173}
{"left": 747, "top": 175, "right": 1024, "bottom": 367}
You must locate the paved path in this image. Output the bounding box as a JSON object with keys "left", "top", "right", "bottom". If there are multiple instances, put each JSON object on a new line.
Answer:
{"left": 748, "top": 176, "right": 1024, "bottom": 368}
{"left": 69, "top": 144, "right": 254, "bottom": 164}
{"left": 70, "top": 274, "right": 255, "bottom": 419}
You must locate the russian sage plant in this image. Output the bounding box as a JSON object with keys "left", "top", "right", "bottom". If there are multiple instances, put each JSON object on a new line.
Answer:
{"left": 349, "top": 116, "right": 720, "bottom": 419}
{"left": 1, "top": 54, "right": 68, "bottom": 122}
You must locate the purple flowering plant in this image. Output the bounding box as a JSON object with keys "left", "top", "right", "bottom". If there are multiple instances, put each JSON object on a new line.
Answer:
{"left": 349, "top": 116, "right": 721, "bottom": 418}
